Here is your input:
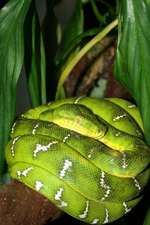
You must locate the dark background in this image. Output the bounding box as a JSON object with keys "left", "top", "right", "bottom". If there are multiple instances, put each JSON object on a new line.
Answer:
{"left": 16, "top": 0, "right": 76, "bottom": 115}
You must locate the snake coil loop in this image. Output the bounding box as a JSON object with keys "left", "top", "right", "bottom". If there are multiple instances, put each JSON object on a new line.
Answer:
{"left": 6, "top": 97, "right": 150, "bottom": 224}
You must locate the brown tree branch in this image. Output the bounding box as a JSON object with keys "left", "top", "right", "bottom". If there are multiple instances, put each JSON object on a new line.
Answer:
{"left": 0, "top": 180, "right": 61, "bottom": 225}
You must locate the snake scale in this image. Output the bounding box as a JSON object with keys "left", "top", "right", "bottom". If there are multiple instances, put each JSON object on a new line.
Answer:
{"left": 5, "top": 97, "right": 150, "bottom": 224}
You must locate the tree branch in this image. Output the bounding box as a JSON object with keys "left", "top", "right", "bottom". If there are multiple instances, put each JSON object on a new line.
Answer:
{"left": 0, "top": 180, "right": 61, "bottom": 225}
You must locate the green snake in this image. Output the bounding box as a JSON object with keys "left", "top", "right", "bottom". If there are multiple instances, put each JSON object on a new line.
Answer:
{"left": 5, "top": 97, "right": 150, "bottom": 224}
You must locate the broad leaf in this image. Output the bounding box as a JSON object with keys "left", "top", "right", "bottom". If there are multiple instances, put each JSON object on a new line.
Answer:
{"left": 27, "top": 14, "right": 41, "bottom": 107}
{"left": 24, "top": 2, "right": 48, "bottom": 107}
{"left": 0, "top": 0, "right": 31, "bottom": 180}
{"left": 40, "top": 32, "right": 47, "bottom": 104}
{"left": 114, "top": 0, "right": 150, "bottom": 145}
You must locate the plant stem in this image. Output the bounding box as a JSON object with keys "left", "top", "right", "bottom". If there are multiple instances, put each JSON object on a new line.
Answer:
{"left": 90, "top": 0, "right": 105, "bottom": 23}
{"left": 56, "top": 18, "right": 118, "bottom": 99}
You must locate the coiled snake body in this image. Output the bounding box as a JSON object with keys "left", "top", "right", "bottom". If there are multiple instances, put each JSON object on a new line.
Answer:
{"left": 6, "top": 97, "right": 150, "bottom": 224}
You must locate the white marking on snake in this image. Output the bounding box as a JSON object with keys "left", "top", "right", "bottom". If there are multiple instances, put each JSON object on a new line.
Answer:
{"left": 35, "top": 180, "right": 44, "bottom": 191}
{"left": 59, "top": 159, "right": 72, "bottom": 179}
{"left": 88, "top": 149, "right": 94, "bottom": 159}
{"left": 103, "top": 208, "right": 109, "bottom": 224}
{"left": 91, "top": 219, "right": 99, "bottom": 224}
{"left": 17, "top": 167, "right": 33, "bottom": 178}
{"left": 74, "top": 96, "right": 85, "bottom": 104}
{"left": 79, "top": 200, "right": 89, "bottom": 219}
{"left": 54, "top": 188, "right": 68, "bottom": 208}
{"left": 63, "top": 134, "right": 71, "bottom": 143}
{"left": 133, "top": 177, "right": 141, "bottom": 190}
{"left": 122, "top": 153, "right": 128, "bottom": 169}
{"left": 123, "top": 202, "right": 131, "bottom": 214}
{"left": 11, "top": 122, "right": 16, "bottom": 134}
{"left": 128, "top": 104, "right": 136, "bottom": 108}
{"left": 115, "top": 132, "right": 121, "bottom": 137}
{"left": 33, "top": 141, "right": 58, "bottom": 157}
{"left": 100, "top": 171, "right": 111, "bottom": 201}
{"left": 32, "top": 123, "right": 39, "bottom": 135}
{"left": 11, "top": 136, "right": 20, "bottom": 157}
{"left": 113, "top": 113, "right": 126, "bottom": 121}
{"left": 48, "top": 102, "right": 51, "bottom": 106}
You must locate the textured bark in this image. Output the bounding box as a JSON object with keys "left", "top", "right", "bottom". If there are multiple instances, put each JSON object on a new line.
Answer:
{"left": 64, "top": 37, "right": 131, "bottom": 100}
{"left": 75, "top": 41, "right": 115, "bottom": 96}
{"left": 64, "top": 37, "right": 115, "bottom": 97}
{"left": 0, "top": 180, "right": 60, "bottom": 225}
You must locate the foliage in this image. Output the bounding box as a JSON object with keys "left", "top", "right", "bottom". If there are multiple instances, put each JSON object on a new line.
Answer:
{"left": 56, "top": 19, "right": 118, "bottom": 99}
{"left": 115, "top": 0, "right": 150, "bottom": 146}
{"left": 115, "top": 1, "right": 150, "bottom": 224}
{"left": 0, "top": 0, "right": 32, "bottom": 180}
{"left": 0, "top": 0, "right": 116, "bottom": 183}
{"left": 0, "top": 0, "right": 150, "bottom": 225}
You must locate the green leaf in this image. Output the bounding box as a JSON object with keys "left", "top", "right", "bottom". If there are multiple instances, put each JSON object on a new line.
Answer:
{"left": 55, "top": 19, "right": 118, "bottom": 100}
{"left": 27, "top": 14, "right": 41, "bottom": 107}
{"left": 24, "top": 5, "right": 47, "bottom": 107}
{"left": 0, "top": 0, "right": 31, "bottom": 180}
{"left": 40, "top": 32, "right": 47, "bottom": 104}
{"left": 82, "top": 0, "right": 89, "bottom": 4}
{"left": 55, "top": 0, "right": 84, "bottom": 66}
{"left": 114, "top": 0, "right": 150, "bottom": 145}
{"left": 143, "top": 207, "right": 150, "bottom": 225}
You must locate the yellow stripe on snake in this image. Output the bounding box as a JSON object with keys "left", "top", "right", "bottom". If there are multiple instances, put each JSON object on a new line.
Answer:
{"left": 5, "top": 97, "right": 150, "bottom": 224}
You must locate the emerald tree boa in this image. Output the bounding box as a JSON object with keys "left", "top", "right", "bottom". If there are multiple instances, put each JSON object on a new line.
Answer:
{"left": 5, "top": 97, "right": 150, "bottom": 224}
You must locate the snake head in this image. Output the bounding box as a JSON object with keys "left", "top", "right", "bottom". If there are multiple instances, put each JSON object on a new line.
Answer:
{"left": 39, "top": 104, "right": 107, "bottom": 140}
